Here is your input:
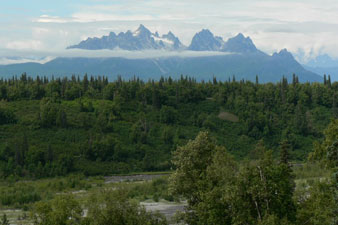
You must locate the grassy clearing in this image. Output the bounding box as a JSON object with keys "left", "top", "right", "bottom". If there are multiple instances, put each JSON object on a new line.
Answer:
{"left": 293, "top": 162, "right": 332, "bottom": 200}
{"left": 293, "top": 162, "right": 331, "bottom": 180}
{"left": 0, "top": 209, "right": 32, "bottom": 225}
{"left": 0, "top": 174, "right": 105, "bottom": 210}
{"left": 218, "top": 111, "right": 239, "bottom": 122}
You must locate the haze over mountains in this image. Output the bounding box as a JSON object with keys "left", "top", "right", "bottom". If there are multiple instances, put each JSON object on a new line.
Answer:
{"left": 0, "top": 25, "right": 325, "bottom": 83}
{"left": 302, "top": 54, "right": 338, "bottom": 82}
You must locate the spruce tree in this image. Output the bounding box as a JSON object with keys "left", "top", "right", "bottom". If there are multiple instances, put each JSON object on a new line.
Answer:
{"left": 46, "top": 144, "right": 53, "bottom": 162}
{"left": 333, "top": 93, "right": 338, "bottom": 119}
{"left": 328, "top": 75, "right": 331, "bottom": 88}
{"left": 280, "top": 140, "right": 291, "bottom": 165}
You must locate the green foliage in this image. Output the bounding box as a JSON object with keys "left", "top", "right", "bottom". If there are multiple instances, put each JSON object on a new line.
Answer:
{"left": 296, "top": 181, "right": 336, "bottom": 225}
{"left": 280, "top": 140, "right": 291, "bottom": 164}
{"left": 170, "top": 132, "right": 296, "bottom": 224}
{"left": 32, "top": 194, "right": 83, "bottom": 225}
{"left": 31, "top": 190, "right": 168, "bottom": 225}
{"left": 0, "top": 75, "right": 336, "bottom": 178}
{"left": 118, "top": 177, "right": 173, "bottom": 202}
{"left": 39, "top": 98, "right": 59, "bottom": 128}
{"left": 308, "top": 119, "right": 338, "bottom": 168}
{"left": 0, "top": 183, "right": 41, "bottom": 207}
{"left": 232, "top": 153, "right": 296, "bottom": 224}
{"left": 293, "top": 162, "right": 331, "bottom": 180}
{"left": 85, "top": 189, "right": 167, "bottom": 225}
{"left": 1, "top": 214, "right": 9, "bottom": 225}
{"left": 289, "top": 115, "right": 337, "bottom": 225}
{"left": 170, "top": 132, "right": 217, "bottom": 206}
{"left": 160, "top": 106, "right": 177, "bottom": 124}
{"left": 0, "top": 174, "right": 103, "bottom": 209}
{"left": 0, "top": 107, "right": 16, "bottom": 125}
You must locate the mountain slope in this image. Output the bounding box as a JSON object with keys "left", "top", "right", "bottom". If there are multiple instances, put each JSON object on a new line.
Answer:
{"left": 0, "top": 51, "right": 322, "bottom": 83}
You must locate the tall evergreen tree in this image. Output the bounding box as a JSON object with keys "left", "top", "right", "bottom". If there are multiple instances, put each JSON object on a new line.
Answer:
{"left": 327, "top": 75, "right": 331, "bottom": 88}
{"left": 280, "top": 140, "right": 291, "bottom": 165}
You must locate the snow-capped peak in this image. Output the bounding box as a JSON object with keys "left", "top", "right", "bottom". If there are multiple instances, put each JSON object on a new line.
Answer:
{"left": 133, "top": 24, "right": 150, "bottom": 37}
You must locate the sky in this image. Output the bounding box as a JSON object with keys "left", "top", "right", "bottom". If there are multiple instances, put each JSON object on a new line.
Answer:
{"left": 1, "top": 0, "right": 338, "bottom": 63}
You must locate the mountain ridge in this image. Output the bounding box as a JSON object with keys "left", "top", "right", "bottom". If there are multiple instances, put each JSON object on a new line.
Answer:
{"left": 188, "top": 29, "right": 224, "bottom": 51}
{"left": 68, "top": 25, "right": 264, "bottom": 54}
{"left": 67, "top": 24, "right": 185, "bottom": 51}
{"left": 0, "top": 25, "right": 324, "bottom": 83}
{"left": 0, "top": 53, "right": 322, "bottom": 83}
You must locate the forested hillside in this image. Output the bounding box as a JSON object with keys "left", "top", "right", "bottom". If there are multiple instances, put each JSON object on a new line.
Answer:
{"left": 0, "top": 73, "right": 336, "bottom": 178}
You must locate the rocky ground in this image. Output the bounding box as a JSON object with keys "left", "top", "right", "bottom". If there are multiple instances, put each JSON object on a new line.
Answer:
{"left": 104, "top": 173, "right": 169, "bottom": 183}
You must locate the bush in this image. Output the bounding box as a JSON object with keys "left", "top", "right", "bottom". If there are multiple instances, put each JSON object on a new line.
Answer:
{"left": 0, "top": 107, "right": 16, "bottom": 125}
{"left": 86, "top": 189, "right": 168, "bottom": 225}
{"left": 31, "top": 190, "right": 168, "bottom": 225}
{"left": 0, "top": 184, "right": 41, "bottom": 207}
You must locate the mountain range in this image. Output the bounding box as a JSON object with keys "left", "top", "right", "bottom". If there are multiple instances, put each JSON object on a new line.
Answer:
{"left": 0, "top": 51, "right": 321, "bottom": 83}
{"left": 67, "top": 25, "right": 185, "bottom": 51}
{"left": 0, "top": 25, "right": 324, "bottom": 83}
{"left": 68, "top": 24, "right": 262, "bottom": 54}
{"left": 302, "top": 54, "right": 338, "bottom": 82}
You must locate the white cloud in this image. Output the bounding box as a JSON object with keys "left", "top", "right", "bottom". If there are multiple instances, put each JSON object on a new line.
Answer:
{"left": 0, "top": 49, "right": 234, "bottom": 63}
{"left": 0, "top": 56, "right": 54, "bottom": 65}
{"left": 6, "top": 40, "right": 43, "bottom": 50}
{"left": 1, "top": 0, "right": 338, "bottom": 61}
{"left": 34, "top": 15, "right": 70, "bottom": 23}
{"left": 72, "top": 13, "right": 155, "bottom": 22}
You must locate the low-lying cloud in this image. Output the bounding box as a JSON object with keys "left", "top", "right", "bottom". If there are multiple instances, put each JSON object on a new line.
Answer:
{"left": 0, "top": 49, "right": 234, "bottom": 65}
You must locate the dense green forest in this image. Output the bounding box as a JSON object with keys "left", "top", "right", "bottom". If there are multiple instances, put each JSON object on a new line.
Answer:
{"left": 0, "top": 121, "right": 335, "bottom": 225}
{"left": 169, "top": 127, "right": 337, "bottom": 225}
{"left": 0, "top": 73, "right": 336, "bottom": 178}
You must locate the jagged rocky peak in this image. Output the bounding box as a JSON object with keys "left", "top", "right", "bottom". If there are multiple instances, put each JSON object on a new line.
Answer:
{"left": 222, "top": 33, "right": 257, "bottom": 53}
{"left": 164, "top": 31, "right": 175, "bottom": 39}
{"left": 67, "top": 24, "right": 185, "bottom": 51}
{"left": 188, "top": 29, "right": 224, "bottom": 51}
{"left": 67, "top": 26, "right": 263, "bottom": 53}
{"left": 133, "top": 24, "right": 151, "bottom": 37}
{"left": 271, "top": 49, "right": 300, "bottom": 67}
{"left": 194, "top": 29, "right": 220, "bottom": 41}
{"left": 198, "top": 29, "right": 214, "bottom": 36}
{"left": 273, "top": 48, "right": 294, "bottom": 58}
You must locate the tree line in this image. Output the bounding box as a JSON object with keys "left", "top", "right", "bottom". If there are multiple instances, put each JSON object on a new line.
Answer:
{"left": 0, "top": 73, "right": 336, "bottom": 178}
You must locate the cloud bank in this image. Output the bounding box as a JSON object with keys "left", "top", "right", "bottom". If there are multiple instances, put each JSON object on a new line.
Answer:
{"left": 1, "top": 0, "right": 338, "bottom": 63}
{"left": 0, "top": 49, "right": 234, "bottom": 65}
